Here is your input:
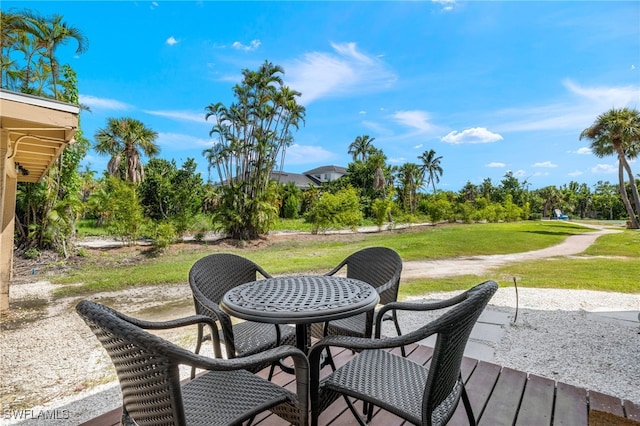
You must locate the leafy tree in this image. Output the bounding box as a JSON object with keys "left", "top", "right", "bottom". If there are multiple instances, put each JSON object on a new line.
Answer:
{"left": 94, "top": 117, "right": 159, "bottom": 184}
{"left": 138, "top": 158, "right": 204, "bottom": 237}
{"left": 105, "top": 178, "right": 144, "bottom": 246}
{"left": 418, "top": 149, "right": 443, "bottom": 193}
{"left": 580, "top": 108, "right": 640, "bottom": 228}
{"left": 592, "top": 181, "right": 624, "bottom": 220}
{"left": 203, "top": 61, "right": 305, "bottom": 239}
{"left": 348, "top": 135, "right": 376, "bottom": 162}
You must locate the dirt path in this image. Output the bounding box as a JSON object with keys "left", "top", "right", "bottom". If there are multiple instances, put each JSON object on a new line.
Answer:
{"left": 401, "top": 224, "right": 620, "bottom": 279}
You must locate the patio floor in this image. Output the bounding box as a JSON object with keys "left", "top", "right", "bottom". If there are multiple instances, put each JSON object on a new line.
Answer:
{"left": 81, "top": 342, "right": 640, "bottom": 426}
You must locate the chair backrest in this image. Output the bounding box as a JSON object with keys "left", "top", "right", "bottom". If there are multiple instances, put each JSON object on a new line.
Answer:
{"left": 189, "top": 253, "right": 271, "bottom": 309}
{"left": 76, "top": 300, "right": 188, "bottom": 426}
{"left": 422, "top": 281, "right": 498, "bottom": 422}
{"left": 340, "top": 247, "right": 402, "bottom": 305}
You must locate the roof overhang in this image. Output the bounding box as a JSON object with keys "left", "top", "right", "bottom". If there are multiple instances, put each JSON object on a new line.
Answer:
{"left": 1, "top": 89, "right": 79, "bottom": 183}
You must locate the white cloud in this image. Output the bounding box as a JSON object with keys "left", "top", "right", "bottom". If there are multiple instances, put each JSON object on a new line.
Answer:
{"left": 157, "top": 132, "right": 213, "bottom": 149}
{"left": 495, "top": 80, "right": 640, "bottom": 133}
{"left": 441, "top": 127, "right": 503, "bottom": 144}
{"left": 532, "top": 161, "right": 557, "bottom": 168}
{"left": 414, "top": 144, "right": 423, "bottom": 149}
{"left": 143, "top": 109, "right": 208, "bottom": 124}
{"left": 388, "top": 157, "right": 407, "bottom": 164}
{"left": 166, "top": 36, "right": 178, "bottom": 46}
{"left": 232, "top": 40, "right": 261, "bottom": 51}
{"left": 512, "top": 169, "right": 527, "bottom": 178}
{"left": 392, "top": 111, "right": 436, "bottom": 133}
{"left": 79, "top": 95, "right": 131, "bottom": 110}
{"left": 592, "top": 163, "right": 617, "bottom": 174}
{"left": 575, "top": 147, "right": 592, "bottom": 155}
{"left": 486, "top": 162, "right": 506, "bottom": 168}
{"left": 285, "top": 144, "right": 335, "bottom": 165}
{"left": 432, "top": 0, "right": 456, "bottom": 11}
{"left": 284, "top": 42, "right": 397, "bottom": 105}
{"left": 568, "top": 170, "right": 584, "bottom": 177}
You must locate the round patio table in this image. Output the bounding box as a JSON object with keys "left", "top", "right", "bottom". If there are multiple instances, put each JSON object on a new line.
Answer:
{"left": 220, "top": 275, "right": 379, "bottom": 354}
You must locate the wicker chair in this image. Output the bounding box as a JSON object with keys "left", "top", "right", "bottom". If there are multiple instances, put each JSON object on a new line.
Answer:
{"left": 76, "top": 300, "right": 309, "bottom": 426}
{"left": 309, "top": 280, "right": 498, "bottom": 426}
{"left": 189, "top": 253, "right": 297, "bottom": 376}
{"left": 312, "top": 247, "right": 404, "bottom": 362}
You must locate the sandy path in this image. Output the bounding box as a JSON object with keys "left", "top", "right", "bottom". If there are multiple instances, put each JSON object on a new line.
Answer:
{"left": 401, "top": 224, "right": 620, "bottom": 279}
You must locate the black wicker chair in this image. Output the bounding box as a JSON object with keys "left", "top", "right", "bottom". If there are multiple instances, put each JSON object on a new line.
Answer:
{"left": 76, "top": 300, "right": 309, "bottom": 426}
{"left": 189, "top": 253, "right": 297, "bottom": 377}
{"left": 309, "top": 280, "right": 498, "bottom": 426}
{"left": 311, "top": 247, "right": 404, "bottom": 362}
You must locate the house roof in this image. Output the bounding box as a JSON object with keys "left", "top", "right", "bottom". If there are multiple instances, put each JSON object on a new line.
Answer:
{"left": 1, "top": 89, "right": 79, "bottom": 183}
{"left": 270, "top": 170, "right": 320, "bottom": 188}
{"left": 304, "top": 165, "right": 348, "bottom": 175}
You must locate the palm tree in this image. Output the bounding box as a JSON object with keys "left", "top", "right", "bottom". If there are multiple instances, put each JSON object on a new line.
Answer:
{"left": 580, "top": 108, "right": 640, "bottom": 228}
{"left": 20, "top": 10, "right": 88, "bottom": 96}
{"left": 348, "top": 135, "right": 375, "bottom": 162}
{"left": 94, "top": 117, "right": 159, "bottom": 184}
{"left": 396, "top": 163, "right": 423, "bottom": 213}
{"left": 418, "top": 149, "right": 443, "bottom": 194}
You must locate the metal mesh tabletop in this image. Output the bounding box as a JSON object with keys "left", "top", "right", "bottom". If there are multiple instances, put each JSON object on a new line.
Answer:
{"left": 220, "top": 275, "right": 379, "bottom": 324}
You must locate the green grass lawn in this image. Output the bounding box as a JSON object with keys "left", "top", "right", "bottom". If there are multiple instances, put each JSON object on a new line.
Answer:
{"left": 52, "top": 221, "right": 638, "bottom": 297}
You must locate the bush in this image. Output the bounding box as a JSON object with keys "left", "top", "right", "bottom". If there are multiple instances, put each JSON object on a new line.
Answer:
{"left": 148, "top": 221, "right": 176, "bottom": 251}
{"left": 24, "top": 248, "right": 40, "bottom": 259}
{"left": 305, "top": 187, "right": 363, "bottom": 234}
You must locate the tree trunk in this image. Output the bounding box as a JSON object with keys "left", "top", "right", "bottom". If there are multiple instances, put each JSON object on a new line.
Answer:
{"left": 617, "top": 160, "right": 639, "bottom": 228}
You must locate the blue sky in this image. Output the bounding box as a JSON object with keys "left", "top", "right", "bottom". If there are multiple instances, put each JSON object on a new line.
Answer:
{"left": 8, "top": 1, "right": 640, "bottom": 190}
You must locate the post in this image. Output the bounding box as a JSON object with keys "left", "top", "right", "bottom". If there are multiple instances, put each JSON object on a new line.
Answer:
{"left": 0, "top": 129, "right": 17, "bottom": 313}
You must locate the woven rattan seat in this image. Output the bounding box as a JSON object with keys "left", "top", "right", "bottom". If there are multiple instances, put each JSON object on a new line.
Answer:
{"left": 76, "top": 300, "right": 309, "bottom": 426}
{"left": 311, "top": 247, "right": 404, "bottom": 360}
{"left": 309, "top": 280, "right": 498, "bottom": 426}
{"left": 189, "top": 253, "right": 296, "bottom": 374}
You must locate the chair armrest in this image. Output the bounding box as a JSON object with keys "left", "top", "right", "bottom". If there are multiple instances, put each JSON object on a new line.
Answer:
{"left": 374, "top": 292, "right": 469, "bottom": 337}
{"left": 177, "top": 344, "right": 309, "bottom": 416}
{"left": 123, "top": 314, "right": 217, "bottom": 331}
{"left": 324, "top": 259, "right": 347, "bottom": 276}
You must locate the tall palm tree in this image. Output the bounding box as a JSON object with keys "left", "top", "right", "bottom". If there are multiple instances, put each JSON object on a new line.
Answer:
{"left": 418, "top": 149, "right": 443, "bottom": 194}
{"left": 348, "top": 135, "right": 375, "bottom": 162}
{"left": 580, "top": 108, "right": 640, "bottom": 228}
{"left": 20, "top": 10, "right": 88, "bottom": 96}
{"left": 94, "top": 117, "right": 159, "bottom": 184}
{"left": 396, "top": 162, "right": 423, "bottom": 213}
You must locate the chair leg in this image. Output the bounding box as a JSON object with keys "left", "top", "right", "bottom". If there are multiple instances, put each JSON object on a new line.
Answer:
{"left": 461, "top": 385, "right": 476, "bottom": 426}
{"left": 191, "top": 324, "right": 205, "bottom": 379}
{"left": 343, "top": 396, "right": 367, "bottom": 426}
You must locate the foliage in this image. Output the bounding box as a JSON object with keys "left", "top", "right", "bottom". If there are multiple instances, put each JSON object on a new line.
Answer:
{"left": 147, "top": 221, "right": 176, "bottom": 252}
{"left": 580, "top": 107, "right": 640, "bottom": 228}
{"left": 138, "top": 158, "right": 204, "bottom": 237}
{"left": 1, "top": 9, "right": 88, "bottom": 97}
{"left": 94, "top": 117, "right": 159, "bottom": 184}
{"left": 305, "top": 187, "right": 363, "bottom": 234}
{"left": 104, "top": 178, "right": 144, "bottom": 246}
{"left": 418, "top": 149, "right": 443, "bottom": 194}
{"left": 203, "top": 61, "right": 305, "bottom": 239}
{"left": 372, "top": 196, "right": 394, "bottom": 230}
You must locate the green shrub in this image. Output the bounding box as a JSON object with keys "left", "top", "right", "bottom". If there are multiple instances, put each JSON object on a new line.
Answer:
{"left": 24, "top": 248, "right": 40, "bottom": 259}
{"left": 305, "top": 187, "right": 363, "bottom": 234}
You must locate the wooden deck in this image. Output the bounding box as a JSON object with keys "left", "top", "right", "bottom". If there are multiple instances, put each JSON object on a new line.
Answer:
{"left": 81, "top": 342, "right": 640, "bottom": 426}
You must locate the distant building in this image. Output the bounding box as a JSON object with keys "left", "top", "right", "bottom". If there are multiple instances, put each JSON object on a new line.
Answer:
{"left": 271, "top": 165, "right": 347, "bottom": 189}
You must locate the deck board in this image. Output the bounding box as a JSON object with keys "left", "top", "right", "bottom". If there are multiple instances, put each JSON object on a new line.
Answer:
{"left": 79, "top": 342, "right": 638, "bottom": 426}
{"left": 515, "top": 373, "right": 555, "bottom": 426}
